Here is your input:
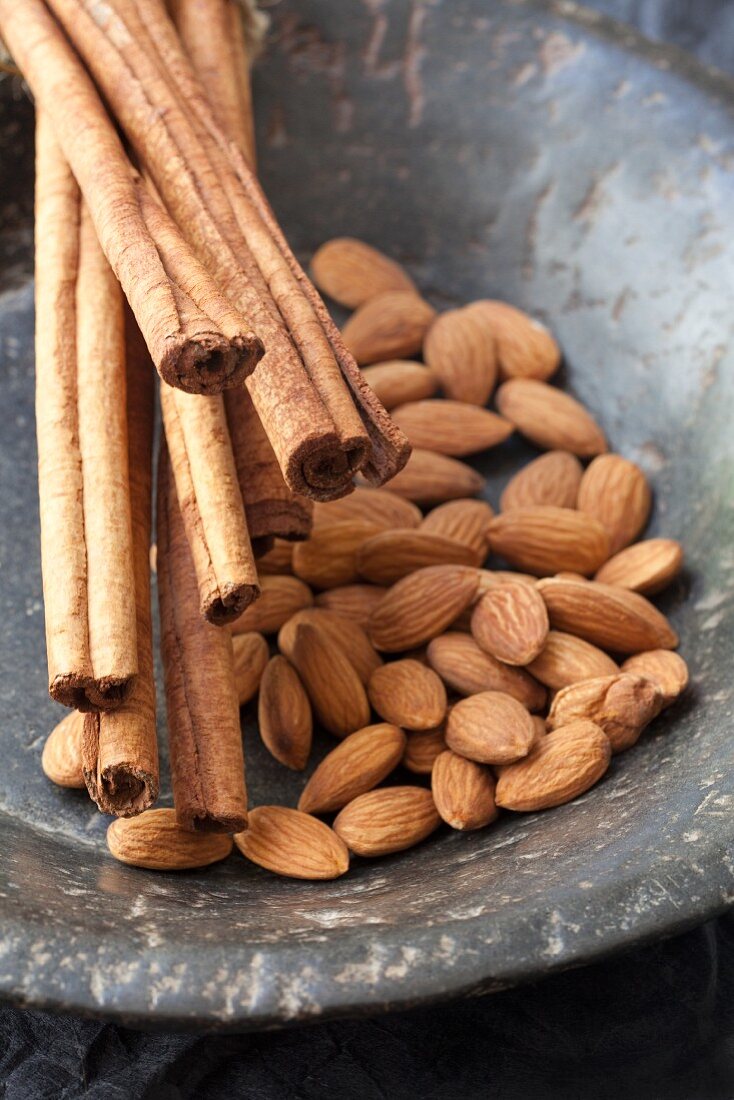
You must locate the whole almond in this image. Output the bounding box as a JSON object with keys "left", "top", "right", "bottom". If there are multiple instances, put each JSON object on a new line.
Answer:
{"left": 537, "top": 577, "right": 678, "bottom": 653}
{"left": 298, "top": 723, "right": 407, "bottom": 814}
{"left": 595, "top": 538, "right": 683, "bottom": 595}
{"left": 357, "top": 529, "right": 480, "bottom": 585}
{"left": 467, "top": 300, "right": 561, "bottom": 381}
{"left": 526, "top": 630, "right": 619, "bottom": 690}
{"left": 621, "top": 650, "right": 689, "bottom": 707}
{"left": 256, "top": 539, "right": 295, "bottom": 576}
{"left": 495, "top": 379, "right": 607, "bottom": 456}
{"left": 446, "top": 690, "right": 535, "bottom": 765}
{"left": 423, "top": 306, "right": 498, "bottom": 405}
{"left": 290, "top": 622, "right": 371, "bottom": 738}
{"left": 577, "top": 454, "right": 652, "bottom": 554}
{"left": 547, "top": 673, "right": 662, "bottom": 753}
{"left": 107, "top": 808, "right": 233, "bottom": 871}
{"left": 383, "top": 448, "right": 485, "bottom": 505}
{"left": 432, "top": 750, "right": 499, "bottom": 831}
{"left": 471, "top": 582, "right": 549, "bottom": 666}
{"left": 279, "top": 607, "right": 382, "bottom": 686}
{"left": 315, "top": 583, "right": 387, "bottom": 628}
{"left": 42, "top": 711, "right": 85, "bottom": 788}
{"left": 258, "top": 656, "right": 313, "bottom": 770}
{"left": 426, "top": 632, "right": 546, "bottom": 711}
{"left": 368, "top": 659, "right": 447, "bottom": 730}
{"left": 333, "top": 787, "right": 441, "bottom": 857}
{"left": 313, "top": 486, "right": 422, "bottom": 531}
{"left": 361, "top": 360, "right": 438, "bottom": 409}
{"left": 368, "top": 565, "right": 479, "bottom": 652}
{"left": 421, "top": 498, "right": 494, "bottom": 557}
{"left": 391, "top": 399, "right": 513, "bottom": 457}
{"left": 500, "top": 451, "right": 583, "bottom": 512}
{"left": 234, "top": 806, "right": 349, "bottom": 880}
{"left": 342, "top": 290, "right": 436, "bottom": 364}
{"left": 232, "top": 631, "right": 270, "bottom": 706}
{"left": 292, "top": 520, "right": 383, "bottom": 589}
{"left": 311, "top": 237, "right": 416, "bottom": 308}
{"left": 488, "top": 506, "right": 610, "bottom": 576}
{"left": 231, "top": 575, "right": 313, "bottom": 635}
{"left": 402, "top": 725, "right": 448, "bottom": 774}
{"left": 495, "top": 720, "right": 611, "bottom": 811}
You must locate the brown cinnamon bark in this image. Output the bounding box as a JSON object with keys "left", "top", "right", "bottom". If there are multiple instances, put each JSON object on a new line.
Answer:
{"left": 157, "top": 443, "right": 248, "bottom": 833}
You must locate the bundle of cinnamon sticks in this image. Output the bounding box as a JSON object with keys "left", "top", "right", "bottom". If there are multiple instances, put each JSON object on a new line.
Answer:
{"left": 10, "top": 0, "right": 409, "bottom": 830}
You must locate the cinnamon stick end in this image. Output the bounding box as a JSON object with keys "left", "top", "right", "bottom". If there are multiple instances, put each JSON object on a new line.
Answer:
{"left": 177, "top": 808, "right": 248, "bottom": 835}
{"left": 204, "top": 581, "right": 261, "bottom": 627}
{"left": 50, "top": 673, "right": 135, "bottom": 713}
{"left": 161, "top": 332, "right": 264, "bottom": 397}
{"left": 82, "top": 714, "right": 159, "bottom": 816}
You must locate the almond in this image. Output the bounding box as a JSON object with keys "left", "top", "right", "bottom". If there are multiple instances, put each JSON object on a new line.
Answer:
{"left": 357, "top": 529, "right": 480, "bottom": 585}
{"left": 231, "top": 575, "right": 313, "bottom": 635}
{"left": 383, "top": 448, "right": 485, "bottom": 505}
{"left": 547, "top": 673, "right": 661, "bottom": 754}
{"left": 278, "top": 607, "right": 382, "bottom": 686}
{"left": 526, "top": 630, "right": 619, "bottom": 690}
{"left": 402, "top": 725, "right": 448, "bottom": 774}
{"left": 432, "top": 750, "right": 499, "bottom": 831}
{"left": 466, "top": 300, "right": 561, "bottom": 381}
{"left": 577, "top": 454, "right": 652, "bottom": 554}
{"left": 342, "top": 290, "right": 436, "bottom": 364}
{"left": 368, "top": 565, "right": 479, "bottom": 652}
{"left": 368, "top": 659, "right": 447, "bottom": 729}
{"left": 621, "top": 650, "right": 689, "bottom": 707}
{"left": 255, "top": 539, "right": 295, "bottom": 576}
{"left": 333, "top": 787, "right": 441, "bottom": 857}
{"left": 495, "top": 379, "right": 607, "bottom": 456}
{"left": 488, "top": 506, "right": 610, "bottom": 576}
{"left": 298, "top": 723, "right": 407, "bottom": 814}
{"left": 471, "top": 582, "right": 549, "bottom": 666}
{"left": 500, "top": 451, "right": 583, "bottom": 512}
{"left": 426, "top": 632, "right": 546, "bottom": 711}
{"left": 595, "top": 538, "right": 683, "bottom": 595}
{"left": 107, "top": 808, "right": 233, "bottom": 871}
{"left": 537, "top": 576, "right": 679, "bottom": 653}
{"left": 313, "top": 486, "right": 422, "bottom": 531}
{"left": 290, "top": 622, "right": 371, "bottom": 738}
{"left": 292, "top": 520, "right": 383, "bottom": 589}
{"left": 390, "top": 399, "right": 513, "bottom": 457}
{"left": 423, "top": 306, "right": 498, "bottom": 405}
{"left": 420, "top": 498, "right": 494, "bottom": 557}
{"left": 315, "top": 583, "right": 387, "bottom": 628}
{"left": 311, "top": 237, "right": 416, "bottom": 308}
{"left": 41, "top": 711, "right": 85, "bottom": 788}
{"left": 234, "top": 805, "right": 349, "bottom": 880}
{"left": 446, "top": 690, "right": 535, "bottom": 765}
{"left": 258, "top": 656, "right": 313, "bottom": 770}
{"left": 361, "top": 360, "right": 438, "bottom": 409}
{"left": 232, "top": 631, "right": 270, "bottom": 706}
{"left": 495, "top": 720, "right": 611, "bottom": 811}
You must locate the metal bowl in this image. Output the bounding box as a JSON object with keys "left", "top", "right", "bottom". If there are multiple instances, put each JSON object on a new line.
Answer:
{"left": 1, "top": 0, "right": 733, "bottom": 1029}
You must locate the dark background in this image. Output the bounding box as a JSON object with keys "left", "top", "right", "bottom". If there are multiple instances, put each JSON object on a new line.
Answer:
{"left": 3, "top": 2, "right": 734, "bottom": 1097}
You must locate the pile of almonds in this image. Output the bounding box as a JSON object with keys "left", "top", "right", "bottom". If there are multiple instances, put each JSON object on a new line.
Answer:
{"left": 104, "top": 238, "right": 688, "bottom": 878}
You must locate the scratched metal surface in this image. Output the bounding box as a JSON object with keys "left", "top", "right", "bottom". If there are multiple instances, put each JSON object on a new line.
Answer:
{"left": 0, "top": 0, "right": 733, "bottom": 1028}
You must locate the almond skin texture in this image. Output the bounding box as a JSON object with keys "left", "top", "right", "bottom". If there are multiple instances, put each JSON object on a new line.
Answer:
{"left": 232, "top": 632, "right": 270, "bottom": 706}
{"left": 234, "top": 806, "right": 349, "bottom": 880}
{"left": 548, "top": 673, "right": 662, "bottom": 753}
{"left": 423, "top": 306, "right": 498, "bottom": 405}
{"left": 258, "top": 656, "right": 313, "bottom": 770}
{"left": 495, "top": 720, "right": 611, "bottom": 811}
{"left": 290, "top": 623, "right": 371, "bottom": 738}
{"left": 621, "top": 650, "right": 689, "bottom": 707}
{"left": 471, "top": 582, "right": 549, "bottom": 666}
{"left": 402, "top": 725, "right": 448, "bottom": 774}
{"left": 595, "top": 538, "right": 683, "bottom": 595}
{"left": 537, "top": 577, "right": 679, "bottom": 653}
{"left": 292, "top": 520, "right": 383, "bottom": 590}
{"left": 488, "top": 506, "right": 610, "bottom": 576}
{"left": 495, "top": 379, "right": 607, "bottom": 456}
{"left": 391, "top": 399, "right": 514, "bottom": 457}
{"left": 256, "top": 539, "right": 295, "bottom": 576}
{"left": 421, "top": 499, "right": 494, "bottom": 558}
{"left": 500, "top": 451, "right": 583, "bottom": 512}
{"left": 446, "top": 691, "right": 536, "bottom": 765}
{"left": 368, "top": 565, "right": 479, "bottom": 652}
{"left": 315, "top": 584, "right": 387, "bottom": 628}
{"left": 313, "top": 486, "right": 422, "bottom": 531}
{"left": 383, "top": 448, "right": 485, "bottom": 505}
{"left": 357, "top": 529, "right": 480, "bottom": 585}
{"left": 107, "top": 809, "right": 233, "bottom": 871}
{"left": 342, "top": 291, "right": 436, "bottom": 364}
{"left": 42, "top": 711, "right": 85, "bottom": 788}
{"left": 466, "top": 300, "right": 561, "bottom": 381}
{"left": 361, "top": 360, "right": 438, "bottom": 410}
{"left": 231, "top": 575, "right": 313, "bottom": 635}
{"left": 311, "top": 237, "right": 416, "bottom": 308}
{"left": 298, "top": 723, "right": 407, "bottom": 814}
{"left": 333, "top": 787, "right": 441, "bottom": 857}
{"left": 368, "top": 659, "right": 447, "bottom": 730}
{"left": 426, "top": 632, "right": 546, "bottom": 711}
{"left": 279, "top": 608, "right": 382, "bottom": 686}
{"left": 432, "top": 750, "right": 499, "bottom": 830}
{"left": 527, "top": 630, "right": 619, "bottom": 690}
{"left": 577, "top": 454, "right": 652, "bottom": 554}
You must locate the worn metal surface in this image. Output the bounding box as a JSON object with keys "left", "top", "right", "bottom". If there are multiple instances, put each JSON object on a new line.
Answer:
{"left": 0, "top": 0, "right": 733, "bottom": 1029}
